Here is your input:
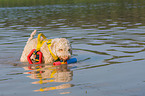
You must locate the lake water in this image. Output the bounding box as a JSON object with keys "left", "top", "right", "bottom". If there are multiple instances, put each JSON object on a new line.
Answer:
{"left": 0, "top": 1, "right": 145, "bottom": 96}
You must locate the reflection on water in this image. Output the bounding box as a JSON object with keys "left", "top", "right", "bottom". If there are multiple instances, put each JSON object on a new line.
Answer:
{"left": 23, "top": 64, "right": 73, "bottom": 92}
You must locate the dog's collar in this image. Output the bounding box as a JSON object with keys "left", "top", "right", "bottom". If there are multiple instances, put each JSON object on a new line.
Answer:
{"left": 36, "top": 33, "right": 59, "bottom": 61}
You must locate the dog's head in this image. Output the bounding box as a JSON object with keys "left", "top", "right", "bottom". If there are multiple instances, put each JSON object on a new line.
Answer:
{"left": 50, "top": 38, "right": 72, "bottom": 62}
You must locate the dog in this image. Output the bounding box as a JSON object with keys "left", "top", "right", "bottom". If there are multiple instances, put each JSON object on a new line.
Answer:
{"left": 20, "top": 30, "right": 72, "bottom": 64}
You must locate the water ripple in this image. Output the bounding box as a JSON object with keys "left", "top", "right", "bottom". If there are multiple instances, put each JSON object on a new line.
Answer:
{"left": 0, "top": 3, "right": 145, "bottom": 69}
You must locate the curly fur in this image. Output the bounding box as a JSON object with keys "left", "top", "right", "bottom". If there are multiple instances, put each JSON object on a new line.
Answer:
{"left": 20, "top": 30, "right": 72, "bottom": 64}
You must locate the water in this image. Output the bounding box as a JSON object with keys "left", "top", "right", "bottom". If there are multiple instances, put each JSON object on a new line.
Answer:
{"left": 0, "top": 1, "right": 145, "bottom": 96}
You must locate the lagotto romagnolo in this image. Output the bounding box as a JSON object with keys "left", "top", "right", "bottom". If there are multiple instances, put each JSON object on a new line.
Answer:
{"left": 20, "top": 30, "right": 72, "bottom": 64}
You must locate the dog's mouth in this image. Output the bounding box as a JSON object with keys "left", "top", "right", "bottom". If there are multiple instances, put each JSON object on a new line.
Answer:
{"left": 59, "top": 56, "right": 70, "bottom": 62}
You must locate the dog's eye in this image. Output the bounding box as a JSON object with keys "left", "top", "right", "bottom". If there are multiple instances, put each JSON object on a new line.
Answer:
{"left": 59, "top": 49, "right": 63, "bottom": 51}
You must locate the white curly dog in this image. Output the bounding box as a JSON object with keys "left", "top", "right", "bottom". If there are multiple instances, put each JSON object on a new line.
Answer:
{"left": 20, "top": 30, "right": 72, "bottom": 64}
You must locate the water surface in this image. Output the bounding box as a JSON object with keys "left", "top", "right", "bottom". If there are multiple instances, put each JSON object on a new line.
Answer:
{"left": 0, "top": 1, "right": 145, "bottom": 96}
